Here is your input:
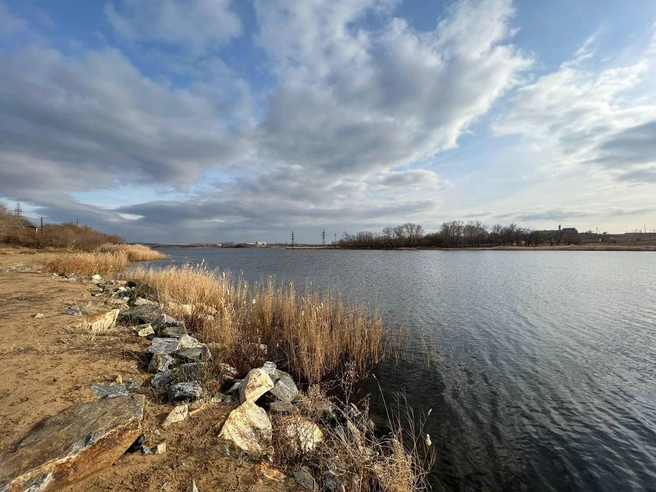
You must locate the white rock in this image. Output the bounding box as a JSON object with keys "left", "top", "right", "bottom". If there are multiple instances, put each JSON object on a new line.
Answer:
{"left": 162, "top": 404, "right": 189, "bottom": 428}
{"left": 239, "top": 368, "right": 274, "bottom": 403}
{"left": 282, "top": 416, "right": 324, "bottom": 454}
{"left": 218, "top": 401, "right": 272, "bottom": 458}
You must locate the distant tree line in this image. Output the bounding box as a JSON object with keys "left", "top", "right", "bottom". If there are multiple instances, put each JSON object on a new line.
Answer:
{"left": 0, "top": 202, "right": 123, "bottom": 250}
{"left": 338, "top": 221, "right": 582, "bottom": 249}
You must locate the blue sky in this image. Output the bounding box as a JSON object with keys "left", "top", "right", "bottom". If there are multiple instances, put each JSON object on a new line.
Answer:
{"left": 1, "top": 0, "right": 655, "bottom": 243}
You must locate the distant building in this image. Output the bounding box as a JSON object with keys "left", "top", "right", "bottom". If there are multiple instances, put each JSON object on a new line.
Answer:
{"left": 255, "top": 241, "right": 267, "bottom": 247}
{"left": 534, "top": 225, "right": 580, "bottom": 246}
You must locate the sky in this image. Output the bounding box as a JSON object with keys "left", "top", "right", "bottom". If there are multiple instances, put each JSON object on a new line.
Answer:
{"left": 1, "top": 0, "right": 655, "bottom": 243}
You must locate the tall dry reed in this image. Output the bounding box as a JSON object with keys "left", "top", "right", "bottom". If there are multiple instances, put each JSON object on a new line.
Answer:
{"left": 97, "top": 243, "right": 165, "bottom": 261}
{"left": 43, "top": 251, "right": 128, "bottom": 277}
{"left": 129, "top": 265, "right": 383, "bottom": 384}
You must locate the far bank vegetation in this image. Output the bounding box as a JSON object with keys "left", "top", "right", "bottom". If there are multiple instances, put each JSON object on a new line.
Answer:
{"left": 339, "top": 221, "right": 583, "bottom": 249}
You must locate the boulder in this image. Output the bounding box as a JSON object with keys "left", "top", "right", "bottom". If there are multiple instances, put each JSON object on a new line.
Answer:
{"left": 217, "top": 363, "right": 238, "bottom": 380}
{"left": 148, "top": 353, "right": 174, "bottom": 373}
{"left": 119, "top": 305, "right": 161, "bottom": 326}
{"left": 150, "top": 370, "right": 173, "bottom": 389}
{"left": 159, "top": 325, "right": 187, "bottom": 338}
{"left": 270, "top": 371, "right": 298, "bottom": 403}
{"left": 90, "top": 382, "right": 128, "bottom": 399}
{"left": 175, "top": 335, "right": 210, "bottom": 362}
{"left": 177, "top": 362, "right": 205, "bottom": 382}
{"left": 147, "top": 338, "right": 180, "bottom": 357}
{"left": 261, "top": 361, "right": 277, "bottom": 379}
{"left": 168, "top": 382, "right": 203, "bottom": 402}
{"left": 239, "top": 369, "right": 274, "bottom": 403}
{"left": 154, "top": 443, "right": 166, "bottom": 455}
{"left": 0, "top": 395, "right": 145, "bottom": 492}
{"left": 90, "top": 274, "right": 104, "bottom": 283}
{"left": 81, "top": 309, "right": 120, "bottom": 333}
{"left": 160, "top": 313, "right": 184, "bottom": 327}
{"left": 218, "top": 401, "right": 273, "bottom": 458}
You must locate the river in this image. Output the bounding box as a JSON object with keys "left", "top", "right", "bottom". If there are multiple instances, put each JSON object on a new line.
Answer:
{"left": 145, "top": 248, "right": 656, "bottom": 491}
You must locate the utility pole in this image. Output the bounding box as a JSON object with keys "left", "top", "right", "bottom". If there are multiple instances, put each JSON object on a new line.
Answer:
{"left": 291, "top": 231, "right": 295, "bottom": 247}
{"left": 14, "top": 202, "right": 22, "bottom": 217}
{"left": 334, "top": 233, "right": 337, "bottom": 245}
{"left": 322, "top": 229, "right": 326, "bottom": 246}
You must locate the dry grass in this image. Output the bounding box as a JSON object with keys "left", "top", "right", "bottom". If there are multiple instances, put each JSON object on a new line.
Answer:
{"left": 129, "top": 265, "right": 383, "bottom": 384}
{"left": 43, "top": 251, "right": 129, "bottom": 277}
{"left": 97, "top": 243, "right": 165, "bottom": 261}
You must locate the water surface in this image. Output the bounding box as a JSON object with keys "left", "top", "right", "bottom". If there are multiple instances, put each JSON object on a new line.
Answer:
{"left": 148, "top": 248, "right": 656, "bottom": 491}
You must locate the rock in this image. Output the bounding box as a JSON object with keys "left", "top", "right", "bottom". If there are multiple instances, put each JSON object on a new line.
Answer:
{"left": 90, "top": 382, "right": 128, "bottom": 399}
{"left": 168, "top": 382, "right": 203, "bottom": 402}
{"left": 135, "top": 323, "right": 155, "bottom": 338}
{"left": 34, "top": 313, "right": 45, "bottom": 319}
{"left": 239, "top": 368, "right": 274, "bottom": 403}
{"left": 254, "top": 462, "right": 286, "bottom": 482}
{"left": 218, "top": 401, "right": 273, "bottom": 458}
{"left": 159, "top": 325, "right": 187, "bottom": 338}
{"left": 150, "top": 370, "right": 173, "bottom": 389}
{"left": 177, "top": 362, "right": 205, "bottom": 382}
{"left": 162, "top": 404, "right": 189, "bottom": 429}
{"left": 269, "top": 401, "right": 295, "bottom": 414}
{"left": 160, "top": 313, "right": 184, "bottom": 327}
{"left": 120, "top": 305, "right": 161, "bottom": 326}
{"left": 294, "top": 466, "right": 317, "bottom": 490}
{"left": 226, "top": 381, "right": 241, "bottom": 394}
{"left": 125, "top": 378, "right": 143, "bottom": 391}
{"left": 154, "top": 443, "right": 166, "bottom": 455}
{"left": 261, "top": 361, "right": 277, "bottom": 378}
{"left": 175, "top": 347, "right": 210, "bottom": 362}
{"left": 270, "top": 371, "right": 298, "bottom": 403}
{"left": 141, "top": 445, "right": 152, "bottom": 455}
{"left": 81, "top": 309, "right": 120, "bottom": 333}
{"left": 188, "top": 480, "right": 199, "bottom": 492}
{"left": 0, "top": 395, "right": 145, "bottom": 491}
{"left": 281, "top": 416, "right": 324, "bottom": 454}
{"left": 218, "top": 363, "right": 238, "bottom": 380}
{"left": 133, "top": 297, "right": 156, "bottom": 306}
{"left": 175, "top": 335, "right": 210, "bottom": 361}
{"left": 91, "top": 274, "right": 104, "bottom": 283}
{"left": 149, "top": 353, "right": 174, "bottom": 373}
{"left": 147, "top": 337, "right": 180, "bottom": 356}
{"left": 64, "top": 307, "right": 83, "bottom": 316}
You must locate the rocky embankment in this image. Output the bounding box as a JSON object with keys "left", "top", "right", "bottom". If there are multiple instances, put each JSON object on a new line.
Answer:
{"left": 0, "top": 271, "right": 396, "bottom": 492}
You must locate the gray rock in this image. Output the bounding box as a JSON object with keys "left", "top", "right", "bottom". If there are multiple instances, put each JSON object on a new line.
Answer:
{"left": 294, "top": 466, "right": 317, "bottom": 490}
{"left": 125, "top": 379, "right": 143, "bottom": 391}
{"left": 168, "top": 382, "right": 203, "bottom": 402}
{"left": 151, "top": 370, "right": 173, "bottom": 389}
{"left": 160, "top": 325, "right": 187, "bottom": 338}
{"left": 147, "top": 337, "right": 180, "bottom": 356}
{"left": 120, "top": 305, "right": 161, "bottom": 325}
{"left": 0, "top": 395, "right": 145, "bottom": 491}
{"left": 64, "top": 308, "right": 83, "bottom": 316}
{"left": 269, "top": 401, "right": 295, "bottom": 413}
{"left": 175, "top": 346, "right": 210, "bottom": 362}
{"left": 161, "top": 313, "right": 184, "bottom": 326}
{"left": 149, "top": 353, "right": 174, "bottom": 373}
{"left": 177, "top": 362, "right": 205, "bottom": 382}
{"left": 261, "top": 361, "right": 277, "bottom": 378}
{"left": 91, "top": 382, "right": 128, "bottom": 399}
{"left": 162, "top": 404, "right": 188, "bottom": 428}
{"left": 91, "top": 274, "right": 104, "bottom": 283}
{"left": 270, "top": 370, "right": 298, "bottom": 403}
{"left": 188, "top": 480, "right": 199, "bottom": 492}
{"left": 141, "top": 445, "right": 152, "bottom": 455}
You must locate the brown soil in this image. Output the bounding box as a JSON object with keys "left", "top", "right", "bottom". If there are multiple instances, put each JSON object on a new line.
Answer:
{"left": 0, "top": 247, "right": 299, "bottom": 491}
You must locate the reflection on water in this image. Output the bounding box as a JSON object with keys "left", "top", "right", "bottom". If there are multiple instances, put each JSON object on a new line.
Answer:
{"left": 148, "top": 249, "right": 656, "bottom": 491}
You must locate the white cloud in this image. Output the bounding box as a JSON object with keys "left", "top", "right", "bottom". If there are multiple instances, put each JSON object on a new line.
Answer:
{"left": 494, "top": 32, "right": 656, "bottom": 182}
{"left": 105, "top": 0, "right": 242, "bottom": 48}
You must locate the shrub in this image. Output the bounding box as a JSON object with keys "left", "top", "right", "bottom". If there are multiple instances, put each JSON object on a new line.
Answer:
{"left": 97, "top": 243, "right": 165, "bottom": 261}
